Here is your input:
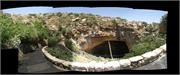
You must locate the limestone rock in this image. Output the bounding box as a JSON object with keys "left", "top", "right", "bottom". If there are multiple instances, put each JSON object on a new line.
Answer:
{"left": 129, "top": 56, "right": 143, "bottom": 62}
{"left": 87, "top": 61, "right": 96, "bottom": 72}
{"left": 159, "top": 44, "right": 166, "bottom": 52}
{"left": 103, "top": 61, "right": 120, "bottom": 71}
{"left": 152, "top": 48, "right": 163, "bottom": 55}
{"left": 77, "top": 36, "right": 87, "bottom": 46}
{"left": 141, "top": 52, "right": 154, "bottom": 59}
{"left": 70, "top": 62, "right": 87, "bottom": 71}
{"left": 110, "top": 61, "right": 121, "bottom": 70}
{"left": 94, "top": 62, "right": 105, "bottom": 72}
{"left": 45, "top": 16, "right": 60, "bottom": 31}
{"left": 81, "top": 18, "right": 86, "bottom": 22}
{"left": 141, "top": 51, "right": 157, "bottom": 63}
{"left": 129, "top": 56, "right": 143, "bottom": 67}
{"left": 103, "top": 62, "right": 113, "bottom": 71}
{"left": 72, "top": 17, "right": 80, "bottom": 22}
{"left": 119, "top": 59, "right": 131, "bottom": 68}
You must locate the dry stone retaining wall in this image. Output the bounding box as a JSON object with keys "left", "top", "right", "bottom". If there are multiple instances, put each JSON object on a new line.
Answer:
{"left": 42, "top": 44, "right": 166, "bottom": 72}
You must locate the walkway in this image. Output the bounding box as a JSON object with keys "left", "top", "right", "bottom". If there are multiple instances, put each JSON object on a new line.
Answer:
{"left": 18, "top": 48, "right": 63, "bottom": 73}
{"left": 134, "top": 53, "right": 167, "bottom": 70}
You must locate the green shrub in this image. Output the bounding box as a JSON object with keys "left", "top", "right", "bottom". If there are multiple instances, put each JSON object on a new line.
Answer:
{"left": 0, "top": 13, "right": 49, "bottom": 49}
{"left": 33, "top": 21, "right": 49, "bottom": 39}
{"left": 20, "top": 21, "right": 49, "bottom": 41}
{"left": 47, "top": 47, "right": 73, "bottom": 61}
{"left": 123, "top": 34, "right": 166, "bottom": 59}
{"left": 65, "top": 38, "right": 81, "bottom": 52}
{"left": 46, "top": 30, "right": 63, "bottom": 47}
{"left": 47, "top": 36, "right": 59, "bottom": 47}
{"left": 0, "top": 13, "right": 21, "bottom": 48}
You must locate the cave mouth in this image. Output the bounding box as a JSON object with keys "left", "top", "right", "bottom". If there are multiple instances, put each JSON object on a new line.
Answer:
{"left": 89, "top": 41, "right": 129, "bottom": 58}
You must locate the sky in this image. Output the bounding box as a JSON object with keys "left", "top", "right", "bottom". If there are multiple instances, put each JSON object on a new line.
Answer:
{"left": 2, "top": 7, "right": 168, "bottom": 24}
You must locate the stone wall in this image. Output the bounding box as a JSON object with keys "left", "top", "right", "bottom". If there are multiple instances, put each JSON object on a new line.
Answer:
{"left": 42, "top": 44, "right": 166, "bottom": 72}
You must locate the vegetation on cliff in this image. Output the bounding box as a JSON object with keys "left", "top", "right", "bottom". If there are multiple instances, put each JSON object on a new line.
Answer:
{"left": 1, "top": 12, "right": 166, "bottom": 61}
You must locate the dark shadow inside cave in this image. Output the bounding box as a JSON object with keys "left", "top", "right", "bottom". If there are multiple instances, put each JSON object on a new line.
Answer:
{"left": 90, "top": 41, "right": 129, "bottom": 58}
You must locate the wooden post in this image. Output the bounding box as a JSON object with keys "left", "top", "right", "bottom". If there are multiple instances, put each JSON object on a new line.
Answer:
{"left": 108, "top": 40, "right": 113, "bottom": 59}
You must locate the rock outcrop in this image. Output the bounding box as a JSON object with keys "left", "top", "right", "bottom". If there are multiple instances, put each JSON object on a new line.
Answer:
{"left": 9, "top": 13, "right": 152, "bottom": 52}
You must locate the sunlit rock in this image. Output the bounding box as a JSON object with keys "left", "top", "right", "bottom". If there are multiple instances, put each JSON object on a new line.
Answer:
{"left": 119, "top": 59, "right": 131, "bottom": 68}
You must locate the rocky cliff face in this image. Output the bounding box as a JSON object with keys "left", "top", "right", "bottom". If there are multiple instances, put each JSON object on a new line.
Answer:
{"left": 9, "top": 13, "right": 150, "bottom": 51}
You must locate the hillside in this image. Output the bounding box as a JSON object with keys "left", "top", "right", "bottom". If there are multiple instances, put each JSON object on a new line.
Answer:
{"left": 1, "top": 13, "right": 149, "bottom": 48}
{"left": 1, "top": 12, "right": 166, "bottom": 66}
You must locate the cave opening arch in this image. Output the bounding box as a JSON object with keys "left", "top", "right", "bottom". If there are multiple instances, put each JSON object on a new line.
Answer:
{"left": 89, "top": 41, "right": 129, "bottom": 58}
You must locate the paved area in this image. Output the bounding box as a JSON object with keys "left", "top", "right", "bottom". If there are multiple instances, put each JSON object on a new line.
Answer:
{"left": 134, "top": 53, "right": 167, "bottom": 70}
{"left": 18, "top": 49, "right": 62, "bottom": 73}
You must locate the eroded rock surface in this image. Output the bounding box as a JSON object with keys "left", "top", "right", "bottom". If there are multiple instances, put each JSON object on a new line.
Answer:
{"left": 10, "top": 13, "right": 150, "bottom": 52}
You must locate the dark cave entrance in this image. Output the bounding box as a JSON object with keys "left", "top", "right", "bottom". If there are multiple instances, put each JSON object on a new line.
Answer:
{"left": 90, "top": 41, "right": 129, "bottom": 58}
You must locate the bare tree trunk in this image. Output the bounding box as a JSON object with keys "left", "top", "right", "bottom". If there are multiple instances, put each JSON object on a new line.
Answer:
{"left": 108, "top": 40, "right": 113, "bottom": 59}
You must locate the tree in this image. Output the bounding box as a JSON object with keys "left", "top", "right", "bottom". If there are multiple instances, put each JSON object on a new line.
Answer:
{"left": 159, "top": 14, "right": 167, "bottom": 34}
